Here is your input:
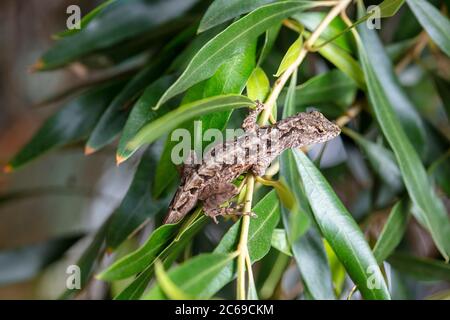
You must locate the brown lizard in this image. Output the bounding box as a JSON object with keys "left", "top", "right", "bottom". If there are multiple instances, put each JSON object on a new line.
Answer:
{"left": 163, "top": 102, "right": 341, "bottom": 224}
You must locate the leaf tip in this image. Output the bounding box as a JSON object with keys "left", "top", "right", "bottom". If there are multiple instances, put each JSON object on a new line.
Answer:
{"left": 84, "top": 145, "right": 96, "bottom": 156}
{"left": 3, "top": 164, "right": 13, "bottom": 174}
{"left": 29, "top": 59, "right": 44, "bottom": 73}
{"left": 116, "top": 154, "right": 126, "bottom": 166}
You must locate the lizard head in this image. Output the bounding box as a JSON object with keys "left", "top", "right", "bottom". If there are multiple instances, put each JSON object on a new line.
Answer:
{"left": 277, "top": 110, "right": 341, "bottom": 148}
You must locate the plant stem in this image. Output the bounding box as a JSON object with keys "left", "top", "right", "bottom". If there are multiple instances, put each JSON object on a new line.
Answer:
{"left": 236, "top": 0, "right": 353, "bottom": 299}
{"left": 236, "top": 174, "right": 255, "bottom": 300}
{"left": 259, "top": 0, "right": 353, "bottom": 124}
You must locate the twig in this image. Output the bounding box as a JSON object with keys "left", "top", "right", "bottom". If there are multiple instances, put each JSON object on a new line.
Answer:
{"left": 236, "top": 174, "right": 255, "bottom": 300}
{"left": 235, "top": 0, "right": 354, "bottom": 300}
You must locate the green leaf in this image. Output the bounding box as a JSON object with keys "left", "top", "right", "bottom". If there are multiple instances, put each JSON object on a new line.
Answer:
{"left": 116, "top": 76, "right": 174, "bottom": 162}
{"left": 271, "top": 229, "right": 292, "bottom": 256}
{"left": 144, "top": 253, "right": 237, "bottom": 299}
{"left": 406, "top": 0, "right": 450, "bottom": 56}
{"left": 292, "top": 70, "right": 357, "bottom": 110}
{"left": 292, "top": 150, "right": 391, "bottom": 300}
{"left": 155, "top": 1, "right": 317, "bottom": 108}
{"left": 247, "top": 67, "right": 270, "bottom": 101}
{"left": 148, "top": 191, "right": 280, "bottom": 299}
{"left": 37, "top": 0, "right": 196, "bottom": 70}
{"left": 6, "top": 81, "right": 123, "bottom": 171}
{"left": 356, "top": 11, "right": 427, "bottom": 155}
{"left": 54, "top": 0, "right": 116, "bottom": 39}
{"left": 153, "top": 41, "right": 256, "bottom": 196}
{"left": 257, "top": 23, "right": 282, "bottom": 65}
{"left": 342, "top": 128, "right": 403, "bottom": 191}
{"left": 154, "top": 260, "right": 195, "bottom": 299}
{"left": 275, "top": 36, "right": 303, "bottom": 77}
{"left": 388, "top": 253, "right": 450, "bottom": 281}
{"left": 59, "top": 218, "right": 110, "bottom": 299}
{"left": 155, "top": 41, "right": 256, "bottom": 196}
{"left": 198, "top": 0, "right": 275, "bottom": 33}
{"left": 106, "top": 147, "right": 168, "bottom": 250}
{"left": 114, "top": 216, "right": 207, "bottom": 299}
{"left": 86, "top": 63, "right": 165, "bottom": 153}
{"left": 127, "top": 95, "right": 255, "bottom": 155}
{"left": 377, "top": 0, "right": 406, "bottom": 17}
{"left": 373, "top": 200, "right": 410, "bottom": 263}
{"left": 216, "top": 190, "right": 280, "bottom": 262}
{"left": 98, "top": 223, "right": 179, "bottom": 281}
{"left": 280, "top": 73, "right": 334, "bottom": 300}
{"left": 294, "top": 12, "right": 355, "bottom": 53}
{"left": 357, "top": 6, "right": 450, "bottom": 261}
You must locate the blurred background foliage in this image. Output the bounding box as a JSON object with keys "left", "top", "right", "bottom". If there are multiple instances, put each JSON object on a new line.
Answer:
{"left": 0, "top": 0, "right": 449, "bottom": 299}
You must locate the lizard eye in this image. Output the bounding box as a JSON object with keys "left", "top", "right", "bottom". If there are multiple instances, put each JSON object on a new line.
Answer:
{"left": 317, "top": 127, "right": 324, "bottom": 133}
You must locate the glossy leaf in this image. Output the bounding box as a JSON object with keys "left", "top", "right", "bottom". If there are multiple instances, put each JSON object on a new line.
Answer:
{"left": 280, "top": 74, "right": 334, "bottom": 300}
{"left": 377, "top": 0, "right": 405, "bottom": 17}
{"left": 294, "top": 12, "right": 355, "bottom": 53}
{"left": 373, "top": 200, "right": 410, "bottom": 263}
{"left": 148, "top": 191, "right": 280, "bottom": 299}
{"left": 116, "top": 76, "right": 174, "bottom": 162}
{"left": 271, "top": 228, "right": 292, "bottom": 256}
{"left": 86, "top": 63, "right": 165, "bottom": 153}
{"left": 198, "top": 0, "right": 274, "bottom": 33}
{"left": 98, "top": 223, "right": 179, "bottom": 281}
{"left": 114, "top": 216, "right": 207, "bottom": 299}
{"left": 106, "top": 147, "right": 168, "bottom": 250}
{"left": 356, "top": 10, "right": 427, "bottom": 155}
{"left": 293, "top": 149, "right": 390, "bottom": 300}
{"left": 343, "top": 128, "right": 403, "bottom": 191}
{"left": 388, "top": 253, "right": 450, "bottom": 281}
{"left": 247, "top": 67, "right": 270, "bottom": 101}
{"left": 144, "top": 253, "right": 236, "bottom": 299}
{"left": 59, "top": 218, "right": 110, "bottom": 299}
{"left": 6, "top": 81, "right": 123, "bottom": 171}
{"left": 54, "top": 0, "right": 116, "bottom": 39}
{"left": 154, "top": 260, "right": 195, "bottom": 299}
{"left": 155, "top": 1, "right": 316, "bottom": 108}
{"left": 275, "top": 36, "right": 303, "bottom": 77}
{"left": 153, "top": 41, "right": 256, "bottom": 197}
{"left": 127, "top": 95, "right": 255, "bottom": 155}
{"left": 406, "top": 0, "right": 450, "bottom": 56}
{"left": 292, "top": 70, "right": 357, "bottom": 110}
{"left": 357, "top": 9, "right": 450, "bottom": 261}
{"left": 38, "top": 0, "right": 196, "bottom": 70}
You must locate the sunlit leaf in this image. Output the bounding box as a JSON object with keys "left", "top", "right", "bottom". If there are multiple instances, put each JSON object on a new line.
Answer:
{"left": 155, "top": 1, "right": 317, "bottom": 108}
{"left": 406, "top": 0, "right": 450, "bottom": 56}
{"left": 293, "top": 149, "right": 390, "bottom": 300}
{"left": 275, "top": 36, "right": 303, "bottom": 77}
{"left": 373, "top": 200, "right": 410, "bottom": 263}
{"left": 198, "top": 0, "right": 275, "bottom": 33}
{"left": 357, "top": 4, "right": 450, "bottom": 261}
{"left": 247, "top": 67, "right": 270, "bottom": 101}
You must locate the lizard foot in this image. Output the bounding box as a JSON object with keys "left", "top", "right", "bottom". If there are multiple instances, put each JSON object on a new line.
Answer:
{"left": 204, "top": 203, "right": 257, "bottom": 224}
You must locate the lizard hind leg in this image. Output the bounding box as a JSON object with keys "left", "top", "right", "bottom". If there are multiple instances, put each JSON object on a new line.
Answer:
{"left": 242, "top": 101, "right": 265, "bottom": 133}
{"left": 200, "top": 183, "right": 257, "bottom": 223}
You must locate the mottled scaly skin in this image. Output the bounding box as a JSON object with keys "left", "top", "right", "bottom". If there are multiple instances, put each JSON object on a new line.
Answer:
{"left": 164, "top": 104, "right": 340, "bottom": 224}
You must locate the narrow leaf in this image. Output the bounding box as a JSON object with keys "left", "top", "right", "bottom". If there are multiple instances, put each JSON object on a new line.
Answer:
{"left": 198, "top": 0, "right": 274, "bottom": 33}
{"left": 6, "top": 81, "right": 123, "bottom": 171}
{"left": 357, "top": 6, "right": 450, "bottom": 261}
{"left": 247, "top": 67, "right": 270, "bottom": 101}
{"left": 275, "top": 36, "right": 303, "bottom": 77}
{"left": 155, "top": 1, "right": 316, "bottom": 108}
{"left": 293, "top": 149, "right": 391, "bottom": 300}
{"left": 373, "top": 200, "right": 410, "bottom": 263}
{"left": 406, "top": 0, "right": 450, "bottom": 56}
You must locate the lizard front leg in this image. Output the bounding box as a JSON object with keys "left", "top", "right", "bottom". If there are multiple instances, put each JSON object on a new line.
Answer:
{"left": 199, "top": 182, "right": 256, "bottom": 223}
{"left": 242, "top": 101, "right": 265, "bottom": 133}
